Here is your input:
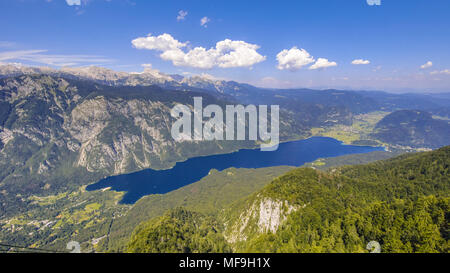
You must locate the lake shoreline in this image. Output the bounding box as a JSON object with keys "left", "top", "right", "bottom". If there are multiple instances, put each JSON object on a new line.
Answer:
{"left": 87, "top": 137, "right": 384, "bottom": 204}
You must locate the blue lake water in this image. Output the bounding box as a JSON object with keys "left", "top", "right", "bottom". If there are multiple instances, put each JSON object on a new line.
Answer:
{"left": 86, "top": 137, "right": 384, "bottom": 204}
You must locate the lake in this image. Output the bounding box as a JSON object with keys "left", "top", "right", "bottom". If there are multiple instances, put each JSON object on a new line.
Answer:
{"left": 86, "top": 137, "right": 384, "bottom": 204}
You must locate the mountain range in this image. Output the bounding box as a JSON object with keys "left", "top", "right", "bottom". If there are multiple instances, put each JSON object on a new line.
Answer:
{"left": 1, "top": 64, "right": 449, "bottom": 213}
{"left": 2, "top": 63, "right": 450, "bottom": 115}
{"left": 0, "top": 63, "right": 449, "bottom": 253}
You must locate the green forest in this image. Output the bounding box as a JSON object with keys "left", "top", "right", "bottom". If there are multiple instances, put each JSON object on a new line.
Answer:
{"left": 128, "top": 146, "right": 450, "bottom": 253}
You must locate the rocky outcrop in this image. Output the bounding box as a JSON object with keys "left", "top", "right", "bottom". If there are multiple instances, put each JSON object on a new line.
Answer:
{"left": 225, "top": 196, "right": 301, "bottom": 244}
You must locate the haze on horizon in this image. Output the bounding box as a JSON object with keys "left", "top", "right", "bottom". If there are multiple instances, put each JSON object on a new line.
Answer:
{"left": 1, "top": 0, "right": 449, "bottom": 93}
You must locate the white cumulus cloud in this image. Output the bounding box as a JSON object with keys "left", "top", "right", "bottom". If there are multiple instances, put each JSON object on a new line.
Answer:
{"left": 132, "top": 33, "right": 266, "bottom": 69}
{"left": 367, "top": 0, "right": 381, "bottom": 6}
{"left": 352, "top": 59, "right": 370, "bottom": 65}
{"left": 177, "top": 10, "right": 188, "bottom": 21}
{"left": 132, "top": 33, "right": 187, "bottom": 51}
{"left": 66, "top": 0, "right": 81, "bottom": 6}
{"left": 276, "top": 47, "right": 336, "bottom": 71}
{"left": 276, "top": 47, "right": 315, "bottom": 71}
{"left": 309, "top": 58, "right": 337, "bottom": 70}
{"left": 200, "top": 17, "right": 210, "bottom": 28}
{"left": 420, "top": 61, "right": 433, "bottom": 69}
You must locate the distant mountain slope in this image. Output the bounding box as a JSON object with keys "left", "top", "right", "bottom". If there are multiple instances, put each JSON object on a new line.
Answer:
{"left": 355, "top": 91, "right": 450, "bottom": 114}
{"left": 371, "top": 110, "right": 450, "bottom": 148}
{"left": 0, "top": 64, "right": 180, "bottom": 87}
{"left": 2, "top": 64, "right": 449, "bottom": 117}
{"left": 129, "top": 146, "right": 449, "bottom": 253}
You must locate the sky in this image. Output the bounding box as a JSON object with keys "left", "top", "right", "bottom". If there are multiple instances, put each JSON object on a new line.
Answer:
{"left": 1, "top": 0, "right": 450, "bottom": 93}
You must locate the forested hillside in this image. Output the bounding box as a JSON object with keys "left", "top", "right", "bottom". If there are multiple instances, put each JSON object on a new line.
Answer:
{"left": 372, "top": 110, "right": 450, "bottom": 148}
{"left": 128, "top": 147, "right": 449, "bottom": 253}
{"left": 102, "top": 166, "right": 293, "bottom": 252}
{"left": 128, "top": 207, "right": 231, "bottom": 253}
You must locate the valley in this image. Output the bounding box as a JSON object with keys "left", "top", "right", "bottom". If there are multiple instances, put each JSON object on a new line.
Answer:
{"left": 0, "top": 64, "right": 449, "bottom": 253}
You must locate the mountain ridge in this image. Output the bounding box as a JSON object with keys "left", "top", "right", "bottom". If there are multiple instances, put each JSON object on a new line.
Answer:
{"left": 2, "top": 63, "right": 449, "bottom": 117}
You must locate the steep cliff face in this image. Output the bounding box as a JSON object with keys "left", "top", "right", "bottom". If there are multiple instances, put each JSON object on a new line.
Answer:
{"left": 224, "top": 195, "right": 301, "bottom": 244}
{"left": 0, "top": 76, "right": 75, "bottom": 178}
{"left": 221, "top": 168, "right": 334, "bottom": 248}
{"left": 65, "top": 97, "right": 175, "bottom": 174}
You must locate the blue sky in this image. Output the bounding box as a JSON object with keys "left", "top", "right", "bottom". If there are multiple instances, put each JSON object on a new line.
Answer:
{"left": 1, "top": 0, "right": 450, "bottom": 92}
